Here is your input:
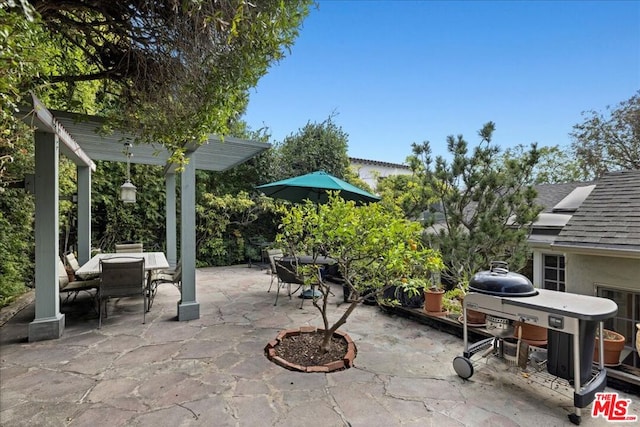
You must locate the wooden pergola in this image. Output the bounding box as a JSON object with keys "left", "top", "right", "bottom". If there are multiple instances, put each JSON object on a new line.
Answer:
{"left": 22, "top": 94, "right": 270, "bottom": 341}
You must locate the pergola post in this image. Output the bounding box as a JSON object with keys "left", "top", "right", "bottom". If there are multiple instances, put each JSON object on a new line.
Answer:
{"left": 178, "top": 154, "right": 199, "bottom": 320}
{"left": 29, "top": 131, "right": 64, "bottom": 341}
{"left": 76, "top": 165, "right": 91, "bottom": 264}
{"left": 165, "top": 172, "right": 177, "bottom": 267}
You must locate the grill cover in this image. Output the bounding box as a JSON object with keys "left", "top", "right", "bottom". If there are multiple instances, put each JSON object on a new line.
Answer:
{"left": 469, "top": 262, "right": 537, "bottom": 297}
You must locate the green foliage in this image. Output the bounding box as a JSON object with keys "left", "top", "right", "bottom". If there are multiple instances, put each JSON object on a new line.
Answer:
{"left": 277, "top": 193, "right": 443, "bottom": 350}
{"left": 0, "top": 1, "right": 312, "bottom": 305}
{"left": 443, "top": 289, "right": 464, "bottom": 315}
{"left": 570, "top": 91, "right": 640, "bottom": 179}
{"left": 196, "top": 191, "right": 275, "bottom": 266}
{"left": 272, "top": 115, "right": 351, "bottom": 180}
{"left": 0, "top": 103, "right": 35, "bottom": 304}
{"left": 0, "top": 190, "right": 33, "bottom": 305}
{"left": 503, "top": 144, "right": 585, "bottom": 184}
{"left": 409, "top": 122, "right": 542, "bottom": 284}
{"left": 91, "top": 161, "right": 166, "bottom": 251}
{"left": 0, "top": 6, "right": 43, "bottom": 185}
{"left": 21, "top": 0, "right": 313, "bottom": 162}
{"left": 376, "top": 172, "right": 434, "bottom": 219}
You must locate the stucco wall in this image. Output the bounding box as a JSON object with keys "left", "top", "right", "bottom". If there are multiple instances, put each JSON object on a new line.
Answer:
{"left": 566, "top": 253, "right": 640, "bottom": 295}
{"left": 350, "top": 163, "right": 411, "bottom": 190}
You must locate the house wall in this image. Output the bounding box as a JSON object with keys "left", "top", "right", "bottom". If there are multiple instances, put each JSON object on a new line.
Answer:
{"left": 565, "top": 253, "right": 640, "bottom": 295}
{"left": 350, "top": 162, "right": 411, "bottom": 190}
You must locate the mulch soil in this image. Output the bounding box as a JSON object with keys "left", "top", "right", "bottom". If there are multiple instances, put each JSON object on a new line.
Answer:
{"left": 273, "top": 330, "right": 348, "bottom": 367}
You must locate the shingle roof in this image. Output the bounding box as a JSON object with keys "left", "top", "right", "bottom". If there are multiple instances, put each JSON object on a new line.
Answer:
{"left": 349, "top": 157, "right": 410, "bottom": 170}
{"left": 533, "top": 182, "right": 593, "bottom": 213}
{"left": 554, "top": 170, "right": 640, "bottom": 253}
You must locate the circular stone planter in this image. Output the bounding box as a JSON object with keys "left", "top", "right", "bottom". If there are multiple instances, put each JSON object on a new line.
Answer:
{"left": 264, "top": 326, "right": 357, "bottom": 373}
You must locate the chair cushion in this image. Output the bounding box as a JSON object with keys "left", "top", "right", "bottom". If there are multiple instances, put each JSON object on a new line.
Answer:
{"left": 65, "top": 253, "right": 81, "bottom": 272}
{"left": 58, "top": 259, "right": 69, "bottom": 290}
{"left": 63, "top": 278, "right": 100, "bottom": 292}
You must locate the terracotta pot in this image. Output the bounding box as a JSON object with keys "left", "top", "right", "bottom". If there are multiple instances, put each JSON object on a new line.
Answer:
{"left": 466, "top": 309, "right": 486, "bottom": 325}
{"left": 514, "top": 321, "right": 548, "bottom": 346}
{"left": 593, "top": 329, "right": 626, "bottom": 366}
{"left": 424, "top": 289, "right": 445, "bottom": 315}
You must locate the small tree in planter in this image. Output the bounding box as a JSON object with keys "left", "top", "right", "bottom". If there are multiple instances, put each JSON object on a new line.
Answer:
{"left": 276, "top": 193, "right": 443, "bottom": 352}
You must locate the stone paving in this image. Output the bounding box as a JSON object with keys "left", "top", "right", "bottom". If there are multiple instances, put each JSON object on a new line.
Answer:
{"left": 1, "top": 265, "right": 638, "bottom": 426}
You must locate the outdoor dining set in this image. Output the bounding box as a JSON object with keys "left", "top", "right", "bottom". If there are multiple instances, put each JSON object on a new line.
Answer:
{"left": 57, "top": 170, "right": 376, "bottom": 327}
{"left": 266, "top": 249, "right": 339, "bottom": 307}
{"left": 58, "top": 244, "right": 180, "bottom": 328}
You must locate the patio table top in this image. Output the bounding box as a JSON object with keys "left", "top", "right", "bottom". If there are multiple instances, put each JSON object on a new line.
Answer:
{"left": 75, "top": 251, "right": 169, "bottom": 276}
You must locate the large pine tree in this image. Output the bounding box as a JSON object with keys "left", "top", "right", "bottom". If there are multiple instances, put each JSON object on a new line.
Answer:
{"left": 409, "top": 122, "right": 542, "bottom": 285}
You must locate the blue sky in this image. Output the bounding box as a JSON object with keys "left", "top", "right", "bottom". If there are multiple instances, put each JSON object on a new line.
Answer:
{"left": 242, "top": 1, "right": 640, "bottom": 165}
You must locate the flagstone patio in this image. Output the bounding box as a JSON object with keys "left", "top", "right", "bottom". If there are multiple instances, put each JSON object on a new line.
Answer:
{"left": 1, "top": 265, "right": 637, "bottom": 426}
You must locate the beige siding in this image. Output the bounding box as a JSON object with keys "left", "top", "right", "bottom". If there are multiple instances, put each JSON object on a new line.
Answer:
{"left": 565, "top": 254, "right": 640, "bottom": 295}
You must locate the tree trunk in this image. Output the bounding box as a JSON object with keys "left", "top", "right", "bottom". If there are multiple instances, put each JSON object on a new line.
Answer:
{"left": 320, "top": 300, "right": 359, "bottom": 351}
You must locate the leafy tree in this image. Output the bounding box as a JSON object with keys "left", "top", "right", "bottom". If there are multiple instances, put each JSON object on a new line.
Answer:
{"left": 376, "top": 172, "right": 434, "bottom": 219}
{"left": 570, "top": 92, "right": 640, "bottom": 179}
{"left": 273, "top": 115, "right": 351, "bottom": 180}
{"left": 17, "top": 0, "right": 313, "bottom": 160}
{"left": 0, "top": 4, "right": 86, "bottom": 304}
{"left": 409, "top": 122, "right": 542, "bottom": 285}
{"left": 0, "top": 4, "right": 46, "bottom": 186}
{"left": 277, "top": 194, "right": 443, "bottom": 351}
{"left": 0, "top": 1, "right": 312, "bottom": 304}
{"left": 504, "top": 144, "right": 585, "bottom": 184}
{"left": 196, "top": 192, "right": 275, "bottom": 266}
{"left": 91, "top": 161, "right": 166, "bottom": 251}
{"left": 0, "top": 121, "right": 34, "bottom": 304}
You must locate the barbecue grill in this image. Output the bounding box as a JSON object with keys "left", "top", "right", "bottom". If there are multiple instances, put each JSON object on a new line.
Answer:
{"left": 453, "top": 262, "right": 618, "bottom": 425}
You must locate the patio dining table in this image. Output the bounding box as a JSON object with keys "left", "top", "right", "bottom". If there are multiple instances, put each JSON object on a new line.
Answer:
{"left": 76, "top": 252, "right": 170, "bottom": 276}
{"left": 279, "top": 255, "right": 336, "bottom": 266}
{"left": 278, "top": 255, "right": 336, "bottom": 298}
{"left": 76, "top": 252, "right": 170, "bottom": 293}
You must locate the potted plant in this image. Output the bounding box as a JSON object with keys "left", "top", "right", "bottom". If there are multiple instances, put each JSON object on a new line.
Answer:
{"left": 424, "top": 281, "right": 446, "bottom": 316}
{"left": 593, "top": 329, "right": 626, "bottom": 366}
{"left": 455, "top": 279, "right": 486, "bottom": 326}
{"left": 380, "top": 278, "right": 425, "bottom": 309}
{"left": 442, "top": 288, "right": 463, "bottom": 318}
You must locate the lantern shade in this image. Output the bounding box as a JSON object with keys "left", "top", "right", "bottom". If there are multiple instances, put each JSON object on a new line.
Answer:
{"left": 120, "top": 181, "right": 137, "bottom": 203}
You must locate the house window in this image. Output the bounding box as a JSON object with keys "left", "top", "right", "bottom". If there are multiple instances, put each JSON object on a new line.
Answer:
{"left": 543, "top": 254, "right": 565, "bottom": 291}
{"left": 596, "top": 285, "right": 639, "bottom": 367}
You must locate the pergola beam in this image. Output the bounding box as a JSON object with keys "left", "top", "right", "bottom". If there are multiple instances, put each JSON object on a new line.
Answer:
{"left": 27, "top": 94, "right": 96, "bottom": 171}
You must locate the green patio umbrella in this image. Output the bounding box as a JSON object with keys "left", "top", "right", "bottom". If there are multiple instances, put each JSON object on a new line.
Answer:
{"left": 256, "top": 171, "right": 380, "bottom": 204}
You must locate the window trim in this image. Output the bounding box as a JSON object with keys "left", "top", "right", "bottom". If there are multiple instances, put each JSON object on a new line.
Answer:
{"left": 542, "top": 253, "right": 565, "bottom": 292}
{"left": 594, "top": 282, "right": 638, "bottom": 357}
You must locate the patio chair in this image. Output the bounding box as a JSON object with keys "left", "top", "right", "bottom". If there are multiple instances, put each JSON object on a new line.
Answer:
{"left": 266, "top": 249, "right": 284, "bottom": 293}
{"left": 58, "top": 258, "right": 100, "bottom": 305}
{"left": 98, "top": 257, "right": 146, "bottom": 328}
{"left": 115, "top": 242, "right": 143, "bottom": 253}
{"left": 65, "top": 252, "right": 99, "bottom": 280}
{"left": 149, "top": 261, "right": 182, "bottom": 310}
{"left": 273, "top": 259, "right": 304, "bottom": 306}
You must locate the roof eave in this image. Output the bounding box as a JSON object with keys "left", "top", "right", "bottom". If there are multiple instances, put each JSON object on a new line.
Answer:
{"left": 550, "top": 242, "right": 640, "bottom": 259}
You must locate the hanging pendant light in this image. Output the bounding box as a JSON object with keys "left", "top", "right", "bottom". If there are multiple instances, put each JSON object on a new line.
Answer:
{"left": 120, "top": 142, "right": 136, "bottom": 203}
